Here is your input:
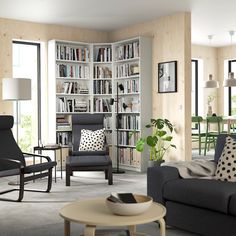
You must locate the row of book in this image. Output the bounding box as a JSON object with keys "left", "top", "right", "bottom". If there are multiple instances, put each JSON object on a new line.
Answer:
{"left": 104, "top": 131, "right": 112, "bottom": 145}
{"left": 94, "top": 65, "right": 112, "bottom": 79}
{"left": 117, "top": 97, "right": 140, "bottom": 113}
{"left": 117, "top": 115, "right": 140, "bottom": 130}
{"left": 57, "top": 81, "right": 89, "bottom": 94}
{"left": 119, "top": 79, "right": 139, "bottom": 94}
{"left": 56, "top": 44, "right": 90, "bottom": 62}
{"left": 93, "top": 80, "right": 112, "bottom": 94}
{"left": 56, "top": 132, "right": 71, "bottom": 146}
{"left": 94, "top": 98, "right": 112, "bottom": 112}
{"left": 115, "top": 63, "right": 140, "bottom": 78}
{"left": 56, "top": 115, "right": 71, "bottom": 131}
{"left": 104, "top": 116, "right": 112, "bottom": 129}
{"left": 57, "top": 97, "right": 89, "bottom": 113}
{"left": 115, "top": 41, "right": 139, "bottom": 61}
{"left": 117, "top": 131, "right": 140, "bottom": 146}
{"left": 95, "top": 47, "right": 112, "bottom": 62}
{"left": 119, "top": 148, "right": 141, "bottom": 167}
{"left": 57, "top": 64, "right": 90, "bottom": 78}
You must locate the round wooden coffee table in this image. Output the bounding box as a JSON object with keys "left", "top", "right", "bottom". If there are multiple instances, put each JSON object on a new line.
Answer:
{"left": 59, "top": 197, "right": 166, "bottom": 236}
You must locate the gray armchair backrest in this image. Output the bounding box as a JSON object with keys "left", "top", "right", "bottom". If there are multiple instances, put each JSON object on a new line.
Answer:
{"left": 71, "top": 114, "right": 105, "bottom": 151}
{"left": 214, "top": 134, "right": 236, "bottom": 162}
{"left": 0, "top": 115, "right": 26, "bottom": 170}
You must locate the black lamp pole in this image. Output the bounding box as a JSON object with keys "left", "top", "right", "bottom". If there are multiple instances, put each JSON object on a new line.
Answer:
{"left": 112, "top": 82, "right": 125, "bottom": 174}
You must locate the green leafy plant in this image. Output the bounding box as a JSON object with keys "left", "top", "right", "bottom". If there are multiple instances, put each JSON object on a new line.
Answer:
{"left": 135, "top": 118, "right": 176, "bottom": 161}
{"left": 207, "top": 94, "right": 215, "bottom": 106}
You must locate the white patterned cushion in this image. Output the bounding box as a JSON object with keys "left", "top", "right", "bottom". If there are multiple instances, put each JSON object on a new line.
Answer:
{"left": 79, "top": 128, "right": 105, "bottom": 151}
{"left": 215, "top": 136, "right": 236, "bottom": 182}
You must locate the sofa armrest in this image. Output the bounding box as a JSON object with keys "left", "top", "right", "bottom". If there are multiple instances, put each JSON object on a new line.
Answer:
{"left": 147, "top": 166, "right": 180, "bottom": 205}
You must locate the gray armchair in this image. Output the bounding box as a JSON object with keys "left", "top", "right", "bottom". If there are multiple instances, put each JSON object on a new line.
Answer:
{"left": 0, "top": 115, "right": 57, "bottom": 202}
{"left": 66, "top": 114, "right": 113, "bottom": 186}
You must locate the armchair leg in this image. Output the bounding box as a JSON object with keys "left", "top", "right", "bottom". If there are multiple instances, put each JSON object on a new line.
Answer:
{"left": 18, "top": 172, "right": 24, "bottom": 201}
{"left": 108, "top": 165, "right": 113, "bottom": 185}
{"left": 46, "top": 168, "right": 53, "bottom": 192}
{"left": 105, "top": 170, "right": 108, "bottom": 179}
{"left": 66, "top": 166, "right": 71, "bottom": 186}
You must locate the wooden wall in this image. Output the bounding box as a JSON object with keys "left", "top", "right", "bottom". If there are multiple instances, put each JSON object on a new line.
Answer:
{"left": 109, "top": 12, "right": 192, "bottom": 161}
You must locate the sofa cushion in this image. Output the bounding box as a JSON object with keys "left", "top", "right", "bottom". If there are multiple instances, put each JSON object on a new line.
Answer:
{"left": 229, "top": 194, "right": 236, "bottom": 216}
{"left": 215, "top": 136, "right": 236, "bottom": 182}
{"left": 163, "top": 178, "right": 236, "bottom": 214}
{"left": 66, "top": 155, "right": 111, "bottom": 167}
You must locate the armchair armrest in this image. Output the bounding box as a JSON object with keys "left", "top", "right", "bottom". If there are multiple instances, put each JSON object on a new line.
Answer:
{"left": 23, "top": 152, "right": 52, "bottom": 162}
{"left": 0, "top": 158, "right": 23, "bottom": 168}
{"left": 147, "top": 166, "right": 180, "bottom": 204}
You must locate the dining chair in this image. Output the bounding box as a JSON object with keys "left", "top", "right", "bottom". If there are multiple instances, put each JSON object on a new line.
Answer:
{"left": 204, "top": 116, "right": 223, "bottom": 156}
{"left": 191, "top": 116, "right": 205, "bottom": 155}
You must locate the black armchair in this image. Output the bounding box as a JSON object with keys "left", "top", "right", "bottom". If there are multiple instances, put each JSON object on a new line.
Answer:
{"left": 0, "top": 115, "right": 57, "bottom": 202}
{"left": 66, "top": 114, "right": 113, "bottom": 186}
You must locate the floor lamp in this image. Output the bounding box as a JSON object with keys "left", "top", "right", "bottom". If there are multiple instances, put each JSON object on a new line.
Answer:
{"left": 2, "top": 78, "right": 31, "bottom": 185}
{"left": 110, "top": 82, "right": 126, "bottom": 174}
{"left": 2, "top": 78, "right": 32, "bottom": 143}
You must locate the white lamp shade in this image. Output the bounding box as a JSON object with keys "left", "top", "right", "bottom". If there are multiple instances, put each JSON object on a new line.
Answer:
{"left": 203, "top": 74, "right": 219, "bottom": 88}
{"left": 223, "top": 72, "right": 236, "bottom": 87}
{"left": 2, "top": 78, "right": 31, "bottom": 101}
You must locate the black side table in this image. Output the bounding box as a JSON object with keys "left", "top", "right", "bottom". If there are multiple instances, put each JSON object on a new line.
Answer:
{"left": 33, "top": 145, "right": 63, "bottom": 182}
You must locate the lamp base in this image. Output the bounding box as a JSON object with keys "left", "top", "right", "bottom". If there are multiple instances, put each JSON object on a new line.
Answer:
{"left": 112, "top": 168, "right": 125, "bottom": 174}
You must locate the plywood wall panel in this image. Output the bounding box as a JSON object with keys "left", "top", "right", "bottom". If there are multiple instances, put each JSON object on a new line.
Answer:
{"left": 109, "top": 13, "right": 192, "bottom": 161}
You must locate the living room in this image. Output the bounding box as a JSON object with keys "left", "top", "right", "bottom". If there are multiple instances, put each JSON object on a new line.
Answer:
{"left": 1, "top": 1, "right": 236, "bottom": 236}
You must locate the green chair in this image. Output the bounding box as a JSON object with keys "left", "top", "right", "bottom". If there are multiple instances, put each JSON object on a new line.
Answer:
{"left": 191, "top": 116, "right": 205, "bottom": 155}
{"left": 204, "top": 116, "right": 223, "bottom": 156}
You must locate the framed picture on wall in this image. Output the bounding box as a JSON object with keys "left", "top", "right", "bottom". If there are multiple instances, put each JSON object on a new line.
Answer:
{"left": 158, "top": 61, "right": 177, "bottom": 93}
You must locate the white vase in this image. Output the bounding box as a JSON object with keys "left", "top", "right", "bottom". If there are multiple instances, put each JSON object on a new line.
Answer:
{"left": 207, "top": 105, "right": 212, "bottom": 116}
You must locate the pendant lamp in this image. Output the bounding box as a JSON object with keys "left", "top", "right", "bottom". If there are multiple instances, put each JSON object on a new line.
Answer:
{"left": 223, "top": 72, "right": 236, "bottom": 87}
{"left": 203, "top": 74, "right": 219, "bottom": 88}
{"left": 223, "top": 31, "right": 236, "bottom": 87}
{"left": 203, "top": 35, "right": 219, "bottom": 88}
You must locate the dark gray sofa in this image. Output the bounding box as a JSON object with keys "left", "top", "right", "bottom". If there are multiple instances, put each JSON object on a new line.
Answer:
{"left": 147, "top": 134, "right": 236, "bottom": 236}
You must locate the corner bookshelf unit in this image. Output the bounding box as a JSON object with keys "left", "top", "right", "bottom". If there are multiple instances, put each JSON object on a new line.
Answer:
{"left": 48, "top": 37, "right": 152, "bottom": 172}
{"left": 112, "top": 37, "right": 152, "bottom": 172}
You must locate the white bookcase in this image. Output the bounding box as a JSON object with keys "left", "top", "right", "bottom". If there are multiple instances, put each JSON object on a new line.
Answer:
{"left": 48, "top": 37, "right": 152, "bottom": 172}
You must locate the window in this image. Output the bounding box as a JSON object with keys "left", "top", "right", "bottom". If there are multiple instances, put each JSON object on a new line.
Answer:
{"left": 12, "top": 41, "right": 41, "bottom": 152}
{"left": 227, "top": 60, "right": 236, "bottom": 115}
{"left": 192, "top": 60, "right": 198, "bottom": 116}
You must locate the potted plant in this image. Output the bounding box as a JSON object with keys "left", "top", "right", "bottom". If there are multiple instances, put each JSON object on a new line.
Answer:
{"left": 135, "top": 118, "right": 176, "bottom": 167}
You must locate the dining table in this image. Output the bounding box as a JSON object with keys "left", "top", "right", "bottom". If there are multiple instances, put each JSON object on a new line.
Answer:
{"left": 202, "top": 115, "right": 236, "bottom": 134}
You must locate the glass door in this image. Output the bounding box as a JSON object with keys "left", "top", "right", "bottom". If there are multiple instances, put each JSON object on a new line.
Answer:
{"left": 12, "top": 41, "right": 41, "bottom": 152}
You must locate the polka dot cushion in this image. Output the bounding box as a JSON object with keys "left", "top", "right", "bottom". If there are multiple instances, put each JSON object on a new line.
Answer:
{"left": 215, "top": 136, "right": 236, "bottom": 182}
{"left": 79, "top": 128, "right": 105, "bottom": 151}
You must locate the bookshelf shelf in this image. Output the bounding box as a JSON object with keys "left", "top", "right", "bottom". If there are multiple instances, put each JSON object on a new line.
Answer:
{"left": 56, "top": 59, "right": 89, "bottom": 64}
{"left": 56, "top": 93, "right": 90, "bottom": 96}
{"left": 114, "top": 75, "right": 139, "bottom": 80}
{"left": 56, "top": 77, "right": 89, "bottom": 80}
{"left": 48, "top": 37, "right": 152, "bottom": 172}
{"left": 114, "top": 57, "right": 140, "bottom": 63}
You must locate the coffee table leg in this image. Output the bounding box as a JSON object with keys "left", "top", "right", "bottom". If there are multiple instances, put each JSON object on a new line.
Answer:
{"left": 128, "top": 225, "right": 136, "bottom": 233}
{"left": 84, "top": 225, "right": 96, "bottom": 236}
{"left": 159, "top": 218, "right": 166, "bottom": 236}
{"left": 64, "top": 219, "right": 70, "bottom": 236}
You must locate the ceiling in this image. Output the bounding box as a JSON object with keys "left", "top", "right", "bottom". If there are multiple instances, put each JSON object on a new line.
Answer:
{"left": 1, "top": 0, "right": 236, "bottom": 47}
